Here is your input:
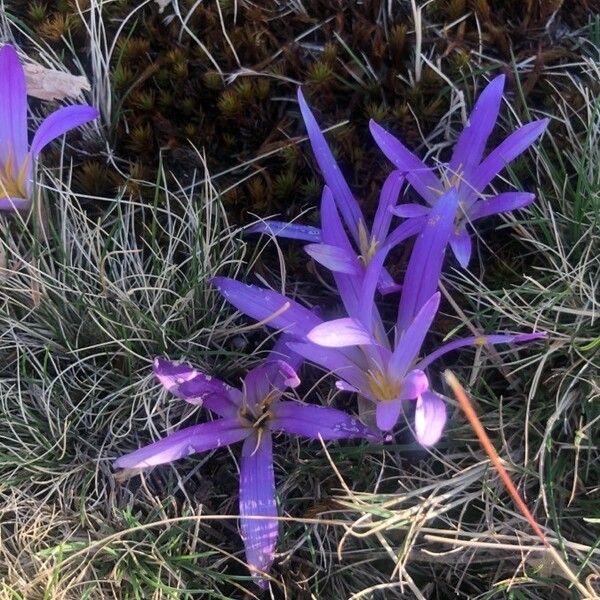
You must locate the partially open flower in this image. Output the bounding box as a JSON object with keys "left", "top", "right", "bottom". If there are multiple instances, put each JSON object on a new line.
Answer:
{"left": 0, "top": 44, "right": 98, "bottom": 211}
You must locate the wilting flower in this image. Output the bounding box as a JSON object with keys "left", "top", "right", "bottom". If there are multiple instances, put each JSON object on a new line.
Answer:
{"left": 370, "top": 74, "right": 549, "bottom": 268}
{"left": 115, "top": 346, "right": 377, "bottom": 587}
{"left": 247, "top": 88, "right": 424, "bottom": 293}
{"left": 0, "top": 44, "right": 98, "bottom": 211}
{"left": 214, "top": 185, "right": 546, "bottom": 439}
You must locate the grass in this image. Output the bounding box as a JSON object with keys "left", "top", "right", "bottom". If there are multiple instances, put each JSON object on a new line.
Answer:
{"left": 0, "top": 2, "right": 599, "bottom": 599}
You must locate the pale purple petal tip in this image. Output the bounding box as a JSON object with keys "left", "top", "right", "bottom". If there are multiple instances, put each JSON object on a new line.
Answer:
{"left": 398, "top": 369, "right": 429, "bottom": 400}
{"left": 297, "top": 87, "right": 363, "bottom": 240}
{"left": 153, "top": 357, "right": 198, "bottom": 393}
{"left": 153, "top": 357, "right": 239, "bottom": 416}
{"left": 449, "top": 229, "right": 473, "bottom": 269}
{"left": 212, "top": 276, "right": 321, "bottom": 339}
{"left": 469, "top": 192, "right": 535, "bottom": 221}
{"left": 414, "top": 391, "right": 447, "bottom": 446}
{"left": 307, "top": 318, "right": 373, "bottom": 348}
{"left": 274, "top": 359, "right": 301, "bottom": 388}
{"left": 305, "top": 243, "right": 362, "bottom": 275}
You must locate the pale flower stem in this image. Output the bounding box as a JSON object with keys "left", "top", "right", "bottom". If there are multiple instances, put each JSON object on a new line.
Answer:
{"left": 29, "top": 180, "right": 47, "bottom": 308}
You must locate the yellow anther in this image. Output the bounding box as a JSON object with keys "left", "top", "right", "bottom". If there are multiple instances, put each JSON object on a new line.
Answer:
{"left": 366, "top": 369, "right": 402, "bottom": 402}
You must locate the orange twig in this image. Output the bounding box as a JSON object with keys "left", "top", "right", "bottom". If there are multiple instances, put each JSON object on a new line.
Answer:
{"left": 444, "top": 370, "right": 594, "bottom": 598}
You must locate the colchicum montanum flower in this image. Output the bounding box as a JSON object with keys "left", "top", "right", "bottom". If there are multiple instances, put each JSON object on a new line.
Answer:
{"left": 214, "top": 186, "right": 545, "bottom": 440}
{"left": 0, "top": 44, "right": 98, "bottom": 211}
{"left": 247, "top": 88, "right": 425, "bottom": 293}
{"left": 370, "top": 74, "right": 549, "bottom": 268}
{"left": 115, "top": 344, "right": 377, "bottom": 587}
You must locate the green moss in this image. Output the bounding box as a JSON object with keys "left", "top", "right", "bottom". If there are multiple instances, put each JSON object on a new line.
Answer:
{"left": 13, "top": 0, "right": 589, "bottom": 220}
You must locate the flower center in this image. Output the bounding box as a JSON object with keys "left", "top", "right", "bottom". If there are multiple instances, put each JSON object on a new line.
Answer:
{"left": 0, "top": 151, "right": 30, "bottom": 200}
{"left": 366, "top": 369, "right": 402, "bottom": 402}
{"left": 429, "top": 164, "right": 464, "bottom": 197}
{"left": 239, "top": 388, "right": 279, "bottom": 430}
{"left": 358, "top": 220, "right": 378, "bottom": 265}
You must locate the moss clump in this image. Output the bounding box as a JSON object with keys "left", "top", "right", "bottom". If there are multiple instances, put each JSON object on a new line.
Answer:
{"left": 12, "top": 0, "right": 595, "bottom": 225}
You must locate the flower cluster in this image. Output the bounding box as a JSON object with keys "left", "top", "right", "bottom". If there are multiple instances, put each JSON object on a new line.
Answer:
{"left": 115, "top": 75, "right": 548, "bottom": 586}
{"left": 1, "top": 40, "right": 548, "bottom": 591}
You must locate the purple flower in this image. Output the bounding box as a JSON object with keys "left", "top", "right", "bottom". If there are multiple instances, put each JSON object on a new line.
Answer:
{"left": 0, "top": 44, "right": 98, "bottom": 211}
{"left": 213, "top": 188, "right": 546, "bottom": 440}
{"left": 370, "top": 74, "right": 549, "bottom": 268}
{"left": 247, "top": 88, "right": 425, "bottom": 293}
{"left": 115, "top": 344, "right": 377, "bottom": 587}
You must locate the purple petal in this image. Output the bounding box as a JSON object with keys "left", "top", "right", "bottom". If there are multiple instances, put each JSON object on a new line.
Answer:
{"left": 336, "top": 380, "right": 359, "bottom": 392}
{"left": 307, "top": 318, "right": 373, "bottom": 347}
{"left": 245, "top": 220, "right": 322, "bottom": 243}
{"left": 417, "top": 332, "right": 547, "bottom": 370}
{"left": 0, "top": 45, "right": 27, "bottom": 165}
{"left": 449, "top": 228, "right": 473, "bottom": 269}
{"left": 212, "top": 277, "right": 321, "bottom": 339}
{"left": 267, "top": 334, "right": 304, "bottom": 374}
{"left": 243, "top": 360, "right": 300, "bottom": 408}
{"left": 375, "top": 400, "right": 402, "bottom": 431}
{"left": 114, "top": 418, "right": 248, "bottom": 469}
{"left": 376, "top": 270, "right": 401, "bottom": 295}
{"left": 0, "top": 196, "right": 30, "bottom": 211}
{"left": 371, "top": 170, "right": 405, "bottom": 243}
{"left": 305, "top": 243, "right": 362, "bottom": 275}
{"left": 391, "top": 204, "right": 430, "bottom": 218}
{"left": 469, "top": 192, "right": 535, "bottom": 221}
{"left": 319, "top": 187, "right": 361, "bottom": 318}
{"left": 390, "top": 292, "right": 440, "bottom": 376}
{"left": 239, "top": 433, "right": 278, "bottom": 588}
{"left": 242, "top": 365, "right": 272, "bottom": 409}
{"left": 450, "top": 75, "right": 505, "bottom": 178}
{"left": 369, "top": 120, "right": 441, "bottom": 205}
{"left": 153, "top": 357, "right": 239, "bottom": 417}
{"left": 471, "top": 119, "right": 550, "bottom": 194}
{"left": 298, "top": 88, "right": 363, "bottom": 241}
{"left": 414, "top": 391, "right": 446, "bottom": 446}
{"left": 30, "top": 105, "right": 99, "bottom": 158}
{"left": 384, "top": 215, "right": 426, "bottom": 250}
{"left": 357, "top": 245, "right": 391, "bottom": 333}
{"left": 272, "top": 401, "right": 379, "bottom": 440}
{"left": 396, "top": 189, "right": 458, "bottom": 331}
{"left": 378, "top": 280, "right": 403, "bottom": 295}
{"left": 398, "top": 369, "right": 429, "bottom": 400}
{"left": 287, "top": 342, "right": 371, "bottom": 394}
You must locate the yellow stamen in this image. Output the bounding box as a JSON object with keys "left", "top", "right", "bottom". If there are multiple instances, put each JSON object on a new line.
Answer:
{"left": 366, "top": 368, "right": 402, "bottom": 402}
{"left": 0, "top": 148, "right": 30, "bottom": 200}
{"left": 357, "top": 219, "right": 379, "bottom": 265}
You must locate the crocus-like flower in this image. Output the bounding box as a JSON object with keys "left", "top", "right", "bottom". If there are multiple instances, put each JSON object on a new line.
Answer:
{"left": 370, "top": 74, "right": 549, "bottom": 268}
{"left": 213, "top": 187, "right": 546, "bottom": 439}
{"left": 247, "top": 88, "right": 425, "bottom": 293}
{"left": 0, "top": 44, "right": 98, "bottom": 211}
{"left": 115, "top": 346, "right": 377, "bottom": 587}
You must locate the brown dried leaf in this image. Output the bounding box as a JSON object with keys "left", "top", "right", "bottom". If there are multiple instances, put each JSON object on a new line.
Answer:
{"left": 24, "top": 63, "right": 90, "bottom": 101}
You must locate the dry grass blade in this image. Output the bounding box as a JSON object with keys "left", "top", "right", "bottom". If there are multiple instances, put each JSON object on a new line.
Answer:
{"left": 444, "top": 370, "right": 596, "bottom": 599}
